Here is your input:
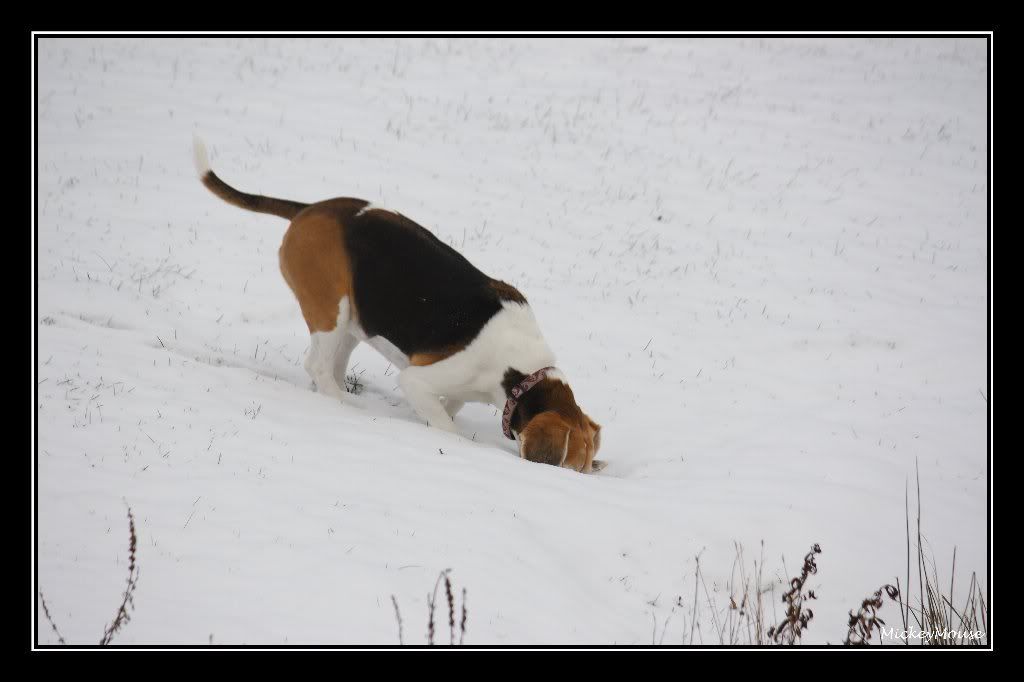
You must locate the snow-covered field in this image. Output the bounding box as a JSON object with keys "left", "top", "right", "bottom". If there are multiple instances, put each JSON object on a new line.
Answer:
{"left": 35, "top": 36, "right": 989, "bottom": 645}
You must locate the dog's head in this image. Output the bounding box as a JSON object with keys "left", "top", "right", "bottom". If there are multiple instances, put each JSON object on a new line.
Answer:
{"left": 518, "top": 408, "right": 603, "bottom": 473}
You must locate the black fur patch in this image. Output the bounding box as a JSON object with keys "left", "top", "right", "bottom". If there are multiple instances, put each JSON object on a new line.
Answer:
{"left": 344, "top": 207, "right": 527, "bottom": 357}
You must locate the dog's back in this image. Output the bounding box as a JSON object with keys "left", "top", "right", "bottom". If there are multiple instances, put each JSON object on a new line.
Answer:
{"left": 343, "top": 206, "right": 525, "bottom": 358}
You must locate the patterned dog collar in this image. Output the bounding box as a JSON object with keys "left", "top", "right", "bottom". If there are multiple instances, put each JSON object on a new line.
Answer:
{"left": 502, "top": 366, "right": 557, "bottom": 440}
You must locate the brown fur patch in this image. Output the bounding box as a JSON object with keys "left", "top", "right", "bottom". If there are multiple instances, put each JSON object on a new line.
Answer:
{"left": 587, "top": 416, "right": 602, "bottom": 454}
{"left": 489, "top": 279, "right": 527, "bottom": 304}
{"left": 505, "top": 373, "right": 601, "bottom": 472}
{"left": 559, "top": 410, "right": 600, "bottom": 472}
{"left": 408, "top": 346, "right": 465, "bottom": 366}
{"left": 278, "top": 203, "right": 364, "bottom": 332}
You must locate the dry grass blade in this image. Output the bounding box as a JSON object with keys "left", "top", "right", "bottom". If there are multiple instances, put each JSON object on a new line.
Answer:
{"left": 99, "top": 505, "right": 139, "bottom": 645}
{"left": 766, "top": 543, "right": 821, "bottom": 644}
{"left": 887, "top": 466, "right": 989, "bottom": 645}
{"left": 391, "top": 595, "right": 404, "bottom": 645}
{"left": 721, "top": 540, "right": 775, "bottom": 645}
{"left": 444, "top": 572, "right": 457, "bottom": 645}
{"left": 845, "top": 585, "right": 899, "bottom": 646}
{"left": 39, "top": 592, "right": 66, "bottom": 645}
{"left": 459, "top": 587, "right": 467, "bottom": 645}
{"left": 426, "top": 568, "right": 449, "bottom": 645}
{"left": 421, "top": 569, "right": 467, "bottom": 646}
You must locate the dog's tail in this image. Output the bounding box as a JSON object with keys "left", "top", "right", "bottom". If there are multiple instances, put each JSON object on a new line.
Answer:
{"left": 193, "top": 137, "right": 309, "bottom": 220}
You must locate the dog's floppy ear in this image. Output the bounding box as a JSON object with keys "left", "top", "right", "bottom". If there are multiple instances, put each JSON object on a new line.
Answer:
{"left": 519, "top": 411, "right": 571, "bottom": 466}
{"left": 586, "top": 415, "right": 602, "bottom": 453}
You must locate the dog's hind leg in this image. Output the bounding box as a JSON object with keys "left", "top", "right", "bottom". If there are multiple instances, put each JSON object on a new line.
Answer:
{"left": 278, "top": 210, "right": 359, "bottom": 402}
{"left": 332, "top": 332, "right": 361, "bottom": 390}
{"left": 305, "top": 328, "right": 346, "bottom": 400}
{"left": 302, "top": 298, "right": 357, "bottom": 401}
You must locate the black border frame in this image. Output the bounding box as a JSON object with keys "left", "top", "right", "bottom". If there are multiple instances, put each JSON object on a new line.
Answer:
{"left": 26, "top": 29, "right": 995, "bottom": 654}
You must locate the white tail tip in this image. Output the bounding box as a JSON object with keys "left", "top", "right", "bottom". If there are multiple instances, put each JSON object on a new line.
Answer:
{"left": 192, "top": 135, "right": 211, "bottom": 177}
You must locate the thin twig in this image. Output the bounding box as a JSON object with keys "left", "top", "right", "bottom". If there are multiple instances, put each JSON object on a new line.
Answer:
{"left": 459, "top": 588, "right": 467, "bottom": 645}
{"left": 99, "top": 505, "right": 139, "bottom": 645}
{"left": 39, "top": 592, "right": 66, "bottom": 644}
{"left": 391, "top": 595, "right": 403, "bottom": 645}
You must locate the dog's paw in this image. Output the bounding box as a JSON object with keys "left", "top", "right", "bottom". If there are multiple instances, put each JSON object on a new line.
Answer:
{"left": 590, "top": 459, "right": 608, "bottom": 472}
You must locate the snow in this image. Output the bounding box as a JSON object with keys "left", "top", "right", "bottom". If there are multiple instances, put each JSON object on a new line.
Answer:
{"left": 35, "top": 36, "right": 989, "bottom": 645}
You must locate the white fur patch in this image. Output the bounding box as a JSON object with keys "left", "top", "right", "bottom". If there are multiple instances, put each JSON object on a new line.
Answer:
{"left": 348, "top": 319, "right": 410, "bottom": 370}
{"left": 543, "top": 368, "right": 569, "bottom": 385}
{"left": 355, "top": 203, "right": 396, "bottom": 218}
{"left": 304, "top": 298, "right": 359, "bottom": 401}
{"left": 393, "top": 301, "right": 558, "bottom": 409}
{"left": 306, "top": 327, "right": 346, "bottom": 399}
{"left": 340, "top": 298, "right": 562, "bottom": 430}
{"left": 192, "top": 135, "right": 211, "bottom": 177}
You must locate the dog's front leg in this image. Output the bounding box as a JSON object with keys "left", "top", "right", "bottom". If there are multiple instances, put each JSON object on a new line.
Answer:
{"left": 441, "top": 398, "right": 465, "bottom": 419}
{"left": 398, "top": 367, "right": 458, "bottom": 432}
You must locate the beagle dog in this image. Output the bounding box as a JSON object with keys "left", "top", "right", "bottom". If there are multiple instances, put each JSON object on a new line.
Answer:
{"left": 193, "top": 139, "right": 604, "bottom": 472}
